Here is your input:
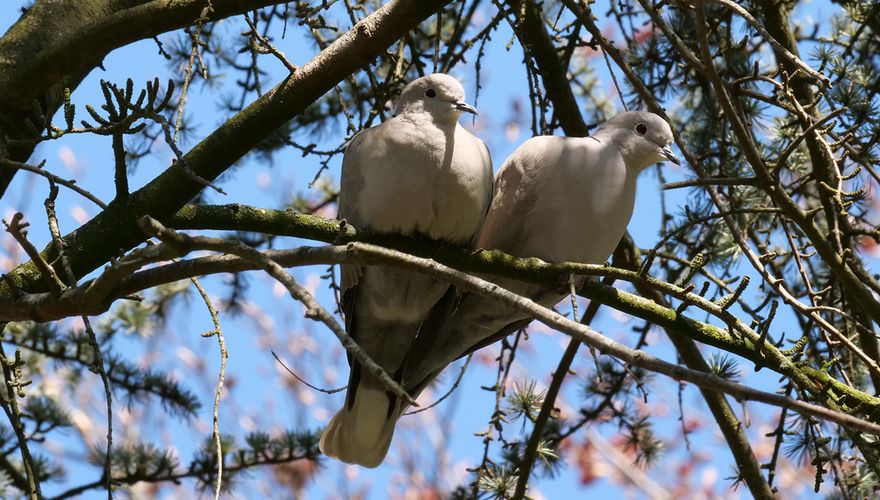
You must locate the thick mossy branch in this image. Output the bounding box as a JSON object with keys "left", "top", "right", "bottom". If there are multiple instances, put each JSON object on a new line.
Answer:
{"left": 161, "top": 203, "right": 880, "bottom": 418}
{"left": 162, "top": 204, "right": 764, "bottom": 362}
{"left": 0, "top": 0, "right": 297, "bottom": 197}
{"left": 0, "top": 0, "right": 452, "bottom": 297}
{"left": 4, "top": 202, "right": 876, "bottom": 420}
{"left": 0, "top": 0, "right": 288, "bottom": 108}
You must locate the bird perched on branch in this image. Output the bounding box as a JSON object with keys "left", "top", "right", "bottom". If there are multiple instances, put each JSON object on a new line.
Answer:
{"left": 403, "top": 111, "right": 680, "bottom": 408}
{"left": 319, "top": 73, "right": 493, "bottom": 467}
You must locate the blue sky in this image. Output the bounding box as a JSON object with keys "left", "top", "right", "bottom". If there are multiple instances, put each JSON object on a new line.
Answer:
{"left": 0, "top": 1, "right": 845, "bottom": 498}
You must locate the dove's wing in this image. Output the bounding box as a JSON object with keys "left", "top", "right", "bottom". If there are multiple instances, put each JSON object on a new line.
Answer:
{"left": 403, "top": 134, "right": 636, "bottom": 401}
{"left": 476, "top": 137, "right": 538, "bottom": 256}
{"left": 396, "top": 122, "right": 493, "bottom": 392}
{"left": 405, "top": 111, "right": 679, "bottom": 437}
{"left": 322, "top": 91, "right": 494, "bottom": 468}
{"left": 337, "top": 128, "right": 370, "bottom": 295}
{"left": 326, "top": 117, "right": 451, "bottom": 467}
{"left": 481, "top": 135, "right": 634, "bottom": 265}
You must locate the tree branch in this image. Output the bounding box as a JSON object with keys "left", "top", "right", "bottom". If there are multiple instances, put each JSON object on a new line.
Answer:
{"left": 0, "top": 0, "right": 290, "bottom": 107}
{"left": 139, "top": 217, "right": 416, "bottom": 406}
{"left": 503, "top": 3, "right": 773, "bottom": 496}
{"left": 1, "top": 0, "right": 452, "bottom": 297}
{"left": 2, "top": 205, "right": 878, "bottom": 434}
{"left": 303, "top": 242, "right": 880, "bottom": 435}
{"left": 0, "top": 0, "right": 296, "bottom": 196}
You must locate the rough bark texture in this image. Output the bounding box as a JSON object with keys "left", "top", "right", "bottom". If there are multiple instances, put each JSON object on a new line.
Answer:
{"left": 0, "top": 0, "right": 451, "bottom": 296}
{"left": 508, "top": 2, "right": 772, "bottom": 496}
{"left": 0, "top": 0, "right": 291, "bottom": 196}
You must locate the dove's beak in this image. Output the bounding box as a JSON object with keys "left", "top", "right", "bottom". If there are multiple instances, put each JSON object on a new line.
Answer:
{"left": 453, "top": 101, "right": 478, "bottom": 115}
{"left": 660, "top": 146, "right": 680, "bottom": 165}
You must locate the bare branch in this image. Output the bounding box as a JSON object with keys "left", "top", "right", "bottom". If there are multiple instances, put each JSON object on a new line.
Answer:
{"left": 138, "top": 217, "right": 416, "bottom": 406}
{"left": 0, "top": 160, "right": 107, "bottom": 209}
{"left": 2, "top": 0, "right": 453, "bottom": 298}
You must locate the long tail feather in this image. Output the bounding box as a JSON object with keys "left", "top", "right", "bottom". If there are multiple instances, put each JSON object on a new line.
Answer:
{"left": 319, "top": 380, "right": 399, "bottom": 468}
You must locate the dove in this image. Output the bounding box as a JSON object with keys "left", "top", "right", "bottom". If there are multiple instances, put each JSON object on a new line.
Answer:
{"left": 403, "top": 111, "right": 680, "bottom": 400}
{"left": 319, "top": 74, "right": 493, "bottom": 467}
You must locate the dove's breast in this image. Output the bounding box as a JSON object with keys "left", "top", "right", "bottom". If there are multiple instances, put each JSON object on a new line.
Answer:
{"left": 501, "top": 136, "right": 637, "bottom": 265}
{"left": 355, "top": 118, "right": 491, "bottom": 244}
{"left": 428, "top": 124, "right": 493, "bottom": 243}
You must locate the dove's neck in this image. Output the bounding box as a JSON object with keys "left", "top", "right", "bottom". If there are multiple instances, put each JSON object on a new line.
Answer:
{"left": 396, "top": 103, "right": 460, "bottom": 127}
{"left": 591, "top": 129, "right": 655, "bottom": 172}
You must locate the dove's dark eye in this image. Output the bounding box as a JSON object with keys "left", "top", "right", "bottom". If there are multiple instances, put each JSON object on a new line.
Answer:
{"left": 425, "top": 89, "right": 437, "bottom": 98}
{"left": 635, "top": 123, "right": 648, "bottom": 135}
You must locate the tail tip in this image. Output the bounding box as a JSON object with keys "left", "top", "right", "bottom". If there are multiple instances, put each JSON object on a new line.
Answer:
{"left": 318, "top": 410, "right": 390, "bottom": 469}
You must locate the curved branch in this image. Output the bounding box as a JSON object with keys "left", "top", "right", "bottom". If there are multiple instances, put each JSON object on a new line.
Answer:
{"left": 0, "top": 0, "right": 289, "bottom": 108}
{"left": 1, "top": 0, "right": 451, "bottom": 296}
{"left": 0, "top": 0, "right": 292, "bottom": 196}
{"left": 125, "top": 235, "right": 880, "bottom": 435}
{"left": 3, "top": 204, "right": 880, "bottom": 428}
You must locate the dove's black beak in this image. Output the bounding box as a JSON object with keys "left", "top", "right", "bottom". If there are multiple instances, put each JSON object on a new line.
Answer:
{"left": 660, "top": 146, "right": 680, "bottom": 165}
{"left": 453, "top": 101, "right": 478, "bottom": 115}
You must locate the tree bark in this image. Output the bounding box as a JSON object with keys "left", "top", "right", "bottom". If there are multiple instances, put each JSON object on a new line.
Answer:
{"left": 508, "top": 2, "right": 773, "bottom": 496}
{"left": 0, "top": 0, "right": 298, "bottom": 197}
{"left": 0, "top": 0, "right": 452, "bottom": 296}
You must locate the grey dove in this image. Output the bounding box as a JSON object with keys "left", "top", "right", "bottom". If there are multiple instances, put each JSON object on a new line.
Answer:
{"left": 402, "top": 111, "right": 680, "bottom": 401}
{"left": 319, "top": 74, "right": 493, "bottom": 467}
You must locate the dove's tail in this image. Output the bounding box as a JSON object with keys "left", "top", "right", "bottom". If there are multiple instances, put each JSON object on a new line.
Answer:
{"left": 319, "top": 283, "right": 455, "bottom": 468}
{"left": 319, "top": 380, "right": 399, "bottom": 468}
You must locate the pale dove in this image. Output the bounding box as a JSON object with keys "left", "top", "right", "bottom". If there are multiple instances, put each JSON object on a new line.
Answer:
{"left": 403, "top": 111, "right": 680, "bottom": 401}
{"left": 319, "top": 74, "right": 493, "bottom": 467}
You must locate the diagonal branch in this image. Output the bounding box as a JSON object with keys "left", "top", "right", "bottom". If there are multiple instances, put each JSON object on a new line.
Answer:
{"left": 0, "top": 0, "right": 291, "bottom": 108}
{"left": 139, "top": 217, "right": 416, "bottom": 406}
{"left": 504, "top": 2, "right": 773, "bottom": 497}
{"left": 0, "top": 0, "right": 296, "bottom": 197}
{"left": 1, "top": 0, "right": 452, "bottom": 297}
{"left": 329, "top": 243, "right": 880, "bottom": 436}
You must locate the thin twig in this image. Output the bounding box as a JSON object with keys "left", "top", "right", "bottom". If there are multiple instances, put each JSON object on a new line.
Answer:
{"left": 175, "top": 2, "right": 214, "bottom": 142}
{"left": 3, "top": 213, "right": 64, "bottom": 294}
{"left": 662, "top": 177, "right": 760, "bottom": 190}
{"left": 244, "top": 14, "right": 298, "bottom": 74}
{"left": 404, "top": 353, "right": 472, "bottom": 416}
{"left": 0, "top": 338, "right": 40, "bottom": 499}
{"left": 471, "top": 331, "right": 522, "bottom": 497}
{"left": 602, "top": 48, "right": 627, "bottom": 111}
{"left": 512, "top": 289, "right": 605, "bottom": 499}
{"left": 0, "top": 160, "right": 107, "bottom": 209}
{"left": 138, "top": 217, "right": 415, "bottom": 406}
{"left": 271, "top": 351, "right": 346, "bottom": 394}
{"left": 190, "top": 276, "right": 226, "bottom": 500}
{"left": 45, "top": 184, "right": 113, "bottom": 499}
{"left": 81, "top": 317, "right": 113, "bottom": 500}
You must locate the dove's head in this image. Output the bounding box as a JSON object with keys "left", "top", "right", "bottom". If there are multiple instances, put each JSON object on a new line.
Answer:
{"left": 594, "top": 111, "right": 680, "bottom": 170}
{"left": 395, "top": 73, "right": 477, "bottom": 124}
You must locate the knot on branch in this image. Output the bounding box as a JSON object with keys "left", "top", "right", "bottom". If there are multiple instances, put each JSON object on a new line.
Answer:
{"left": 2, "top": 212, "right": 28, "bottom": 237}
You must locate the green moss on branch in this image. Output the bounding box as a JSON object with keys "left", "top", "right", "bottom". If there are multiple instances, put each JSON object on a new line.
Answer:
{"left": 164, "top": 203, "right": 880, "bottom": 419}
